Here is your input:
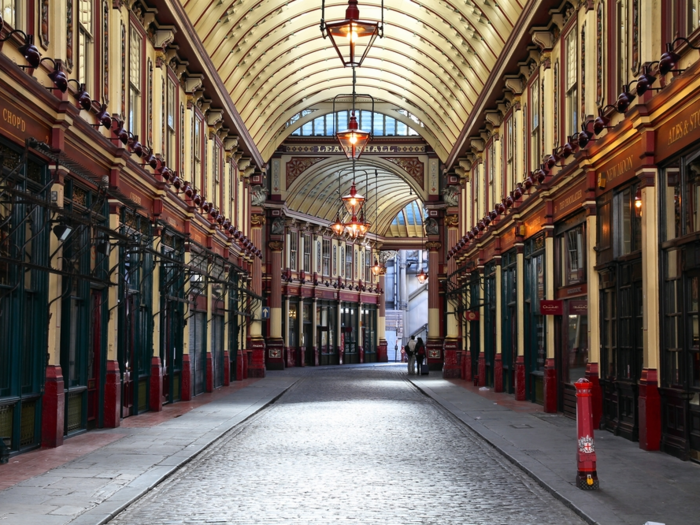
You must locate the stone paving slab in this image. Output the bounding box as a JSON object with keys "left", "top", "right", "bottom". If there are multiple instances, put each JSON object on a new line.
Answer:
{"left": 0, "top": 373, "right": 298, "bottom": 525}
{"left": 409, "top": 374, "right": 700, "bottom": 525}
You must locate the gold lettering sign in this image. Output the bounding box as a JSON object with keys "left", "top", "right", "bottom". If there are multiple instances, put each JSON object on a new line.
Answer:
{"left": 600, "top": 155, "right": 634, "bottom": 185}
{"left": 2, "top": 108, "right": 27, "bottom": 132}
{"left": 554, "top": 189, "right": 583, "bottom": 217}
{"left": 668, "top": 108, "right": 700, "bottom": 146}
{"left": 129, "top": 192, "right": 142, "bottom": 205}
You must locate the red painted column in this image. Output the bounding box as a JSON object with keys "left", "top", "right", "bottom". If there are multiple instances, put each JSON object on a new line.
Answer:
{"left": 515, "top": 356, "right": 526, "bottom": 401}
{"left": 478, "top": 353, "right": 486, "bottom": 387}
{"left": 181, "top": 354, "right": 192, "bottom": 401}
{"left": 463, "top": 349, "right": 471, "bottom": 381}
{"left": 248, "top": 214, "right": 266, "bottom": 378}
{"left": 149, "top": 356, "right": 163, "bottom": 412}
{"left": 103, "top": 360, "right": 121, "bottom": 427}
{"left": 41, "top": 365, "right": 65, "bottom": 448}
{"left": 638, "top": 368, "right": 661, "bottom": 450}
{"left": 494, "top": 353, "right": 504, "bottom": 392}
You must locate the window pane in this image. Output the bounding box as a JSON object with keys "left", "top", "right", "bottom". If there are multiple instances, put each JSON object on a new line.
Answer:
{"left": 337, "top": 111, "right": 348, "bottom": 131}
{"left": 374, "top": 114, "right": 383, "bottom": 136}
{"left": 325, "top": 115, "right": 335, "bottom": 135}
{"left": 301, "top": 121, "right": 313, "bottom": 135}
{"left": 385, "top": 118, "right": 396, "bottom": 136}
{"left": 686, "top": 157, "right": 700, "bottom": 233}
{"left": 397, "top": 120, "right": 407, "bottom": 135}
{"left": 663, "top": 163, "right": 681, "bottom": 240}
{"left": 313, "top": 117, "right": 324, "bottom": 135}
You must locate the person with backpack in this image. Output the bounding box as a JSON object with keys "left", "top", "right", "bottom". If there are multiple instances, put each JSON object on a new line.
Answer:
{"left": 415, "top": 337, "right": 426, "bottom": 375}
{"left": 406, "top": 335, "right": 417, "bottom": 375}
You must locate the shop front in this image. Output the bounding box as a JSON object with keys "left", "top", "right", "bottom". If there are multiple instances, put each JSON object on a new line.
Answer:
{"left": 501, "top": 249, "right": 517, "bottom": 395}
{"left": 659, "top": 146, "right": 700, "bottom": 461}
{"left": 553, "top": 208, "right": 588, "bottom": 419}
{"left": 159, "top": 229, "right": 186, "bottom": 404}
{"left": 0, "top": 139, "right": 50, "bottom": 454}
{"left": 595, "top": 140, "right": 645, "bottom": 442}
{"left": 342, "top": 303, "right": 359, "bottom": 364}
{"left": 524, "top": 233, "right": 546, "bottom": 404}
{"left": 361, "top": 304, "right": 377, "bottom": 363}
{"left": 483, "top": 260, "right": 497, "bottom": 387}
{"left": 317, "top": 301, "right": 337, "bottom": 365}
{"left": 118, "top": 211, "right": 154, "bottom": 416}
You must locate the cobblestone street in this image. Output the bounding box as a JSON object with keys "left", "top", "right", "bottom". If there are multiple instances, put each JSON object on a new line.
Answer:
{"left": 110, "top": 366, "right": 586, "bottom": 524}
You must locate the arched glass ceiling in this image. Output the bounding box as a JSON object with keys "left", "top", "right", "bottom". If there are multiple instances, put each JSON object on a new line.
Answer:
{"left": 286, "top": 158, "right": 422, "bottom": 237}
{"left": 290, "top": 110, "right": 420, "bottom": 137}
{"left": 387, "top": 199, "right": 425, "bottom": 238}
{"left": 183, "top": 0, "right": 526, "bottom": 162}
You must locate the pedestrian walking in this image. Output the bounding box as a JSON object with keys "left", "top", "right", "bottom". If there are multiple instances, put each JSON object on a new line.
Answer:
{"left": 415, "top": 337, "right": 426, "bottom": 375}
{"left": 406, "top": 336, "right": 417, "bottom": 375}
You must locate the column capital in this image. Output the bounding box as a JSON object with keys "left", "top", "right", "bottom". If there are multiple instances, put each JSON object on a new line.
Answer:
{"left": 425, "top": 241, "right": 442, "bottom": 252}
{"left": 251, "top": 213, "right": 265, "bottom": 227}
{"left": 268, "top": 240, "right": 284, "bottom": 252}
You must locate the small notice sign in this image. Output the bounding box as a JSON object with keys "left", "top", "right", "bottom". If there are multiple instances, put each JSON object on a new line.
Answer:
{"left": 465, "top": 310, "right": 480, "bottom": 321}
{"left": 540, "top": 300, "right": 563, "bottom": 315}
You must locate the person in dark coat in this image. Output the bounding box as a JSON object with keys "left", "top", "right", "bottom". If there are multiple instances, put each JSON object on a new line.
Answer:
{"left": 415, "top": 337, "right": 426, "bottom": 374}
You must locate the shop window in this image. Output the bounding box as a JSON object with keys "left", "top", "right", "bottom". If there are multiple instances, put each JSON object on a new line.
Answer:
{"left": 506, "top": 114, "right": 515, "bottom": 193}
{"left": 331, "top": 243, "right": 336, "bottom": 276}
{"left": 1, "top": 0, "right": 20, "bottom": 29}
{"left": 530, "top": 76, "right": 541, "bottom": 170}
{"left": 339, "top": 245, "right": 345, "bottom": 277}
{"left": 166, "top": 78, "right": 177, "bottom": 168}
{"left": 128, "top": 24, "right": 142, "bottom": 135}
{"left": 303, "top": 233, "right": 311, "bottom": 273}
{"left": 686, "top": 156, "right": 700, "bottom": 234}
{"left": 77, "top": 0, "right": 93, "bottom": 89}
{"left": 690, "top": 0, "right": 700, "bottom": 33}
{"left": 663, "top": 249, "right": 682, "bottom": 386}
{"left": 289, "top": 233, "right": 298, "bottom": 271}
{"left": 614, "top": 185, "right": 642, "bottom": 256}
{"left": 193, "top": 115, "right": 202, "bottom": 188}
{"left": 557, "top": 223, "right": 586, "bottom": 287}
{"left": 365, "top": 249, "right": 371, "bottom": 283}
{"left": 663, "top": 161, "right": 682, "bottom": 241}
{"left": 564, "top": 28, "right": 578, "bottom": 137}
{"left": 322, "top": 239, "right": 330, "bottom": 276}
{"left": 316, "top": 239, "right": 321, "bottom": 273}
{"left": 345, "top": 244, "right": 352, "bottom": 278}
{"left": 615, "top": 1, "right": 628, "bottom": 102}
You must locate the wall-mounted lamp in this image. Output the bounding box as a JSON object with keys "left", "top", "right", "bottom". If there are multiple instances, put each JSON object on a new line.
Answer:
{"left": 52, "top": 223, "right": 72, "bottom": 241}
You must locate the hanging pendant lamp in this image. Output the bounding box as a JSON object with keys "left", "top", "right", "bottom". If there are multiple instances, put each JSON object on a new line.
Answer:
{"left": 320, "top": 0, "right": 384, "bottom": 68}
{"left": 334, "top": 67, "right": 374, "bottom": 161}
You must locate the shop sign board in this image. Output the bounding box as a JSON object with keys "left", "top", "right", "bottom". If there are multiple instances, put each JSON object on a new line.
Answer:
{"left": 0, "top": 92, "right": 51, "bottom": 144}
{"left": 540, "top": 300, "right": 563, "bottom": 315}
{"left": 569, "top": 300, "right": 588, "bottom": 315}
{"left": 595, "top": 139, "right": 644, "bottom": 196}
{"left": 553, "top": 178, "right": 587, "bottom": 222}
{"left": 657, "top": 98, "right": 700, "bottom": 161}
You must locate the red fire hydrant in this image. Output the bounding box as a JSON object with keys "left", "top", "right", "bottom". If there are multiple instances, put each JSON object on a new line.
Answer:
{"left": 574, "top": 378, "right": 599, "bottom": 490}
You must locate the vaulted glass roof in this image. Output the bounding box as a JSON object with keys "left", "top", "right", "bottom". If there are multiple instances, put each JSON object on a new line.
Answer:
{"left": 183, "top": 0, "right": 526, "bottom": 162}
